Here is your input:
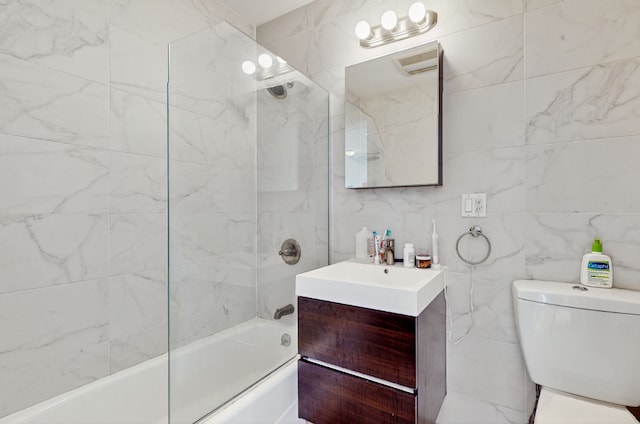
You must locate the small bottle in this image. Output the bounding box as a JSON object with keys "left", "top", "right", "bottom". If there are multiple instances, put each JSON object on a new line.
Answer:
{"left": 580, "top": 238, "right": 613, "bottom": 288}
{"left": 355, "top": 227, "right": 370, "bottom": 261}
{"left": 403, "top": 243, "right": 415, "bottom": 268}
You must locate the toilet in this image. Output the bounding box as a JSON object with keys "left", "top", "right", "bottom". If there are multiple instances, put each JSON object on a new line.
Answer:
{"left": 513, "top": 279, "right": 640, "bottom": 423}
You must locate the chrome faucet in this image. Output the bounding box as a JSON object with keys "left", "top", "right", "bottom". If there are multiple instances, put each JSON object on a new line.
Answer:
{"left": 385, "top": 239, "right": 395, "bottom": 265}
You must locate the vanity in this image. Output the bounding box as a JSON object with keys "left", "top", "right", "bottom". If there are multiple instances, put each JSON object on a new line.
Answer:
{"left": 295, "top": 260, "right": 446, "bottom": 424}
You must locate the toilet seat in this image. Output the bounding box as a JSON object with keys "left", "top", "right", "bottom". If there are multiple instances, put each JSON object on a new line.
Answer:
{"left": 535, "top": 387, "right": 638, "bottom": 424}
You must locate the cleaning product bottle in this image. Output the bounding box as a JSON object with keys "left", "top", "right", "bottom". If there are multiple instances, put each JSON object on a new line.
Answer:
{"left": 355, "top": 227, "right": 370, "bottom": 261}
{"left": 580, "top": 238, "right": 613, "bottom": 288}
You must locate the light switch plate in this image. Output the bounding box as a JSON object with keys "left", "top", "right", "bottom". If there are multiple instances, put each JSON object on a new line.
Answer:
{"left": 461, "top": 194, "right": 487, "bottom": 217}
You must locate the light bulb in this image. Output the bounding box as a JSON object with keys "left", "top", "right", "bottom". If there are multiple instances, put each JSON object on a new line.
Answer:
{"left": 380, "top": 10, "right": 397, "bottom": 30}
{"left": 241, "top": 60, "right": 256, "bottom": 75}
{"left": 258, "top": 53, "right": 273, "bottom": 68}
{"left": 354, "top": 20, "right": 371, "bottom": 40}
{"left": 276, "top": 56, "right": 287, "bottom": 64}
{"left": 408, "top": 2, "right": 426, "bottom": 23}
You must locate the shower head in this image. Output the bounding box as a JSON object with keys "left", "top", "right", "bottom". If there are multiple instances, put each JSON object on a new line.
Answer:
{"left": 266, "top": 82, "right": 294, "bottom": 99}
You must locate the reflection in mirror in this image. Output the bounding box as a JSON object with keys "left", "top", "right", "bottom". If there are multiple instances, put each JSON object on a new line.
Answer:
{"left": 345, "top": 41, "right": 442, "bottom": 188}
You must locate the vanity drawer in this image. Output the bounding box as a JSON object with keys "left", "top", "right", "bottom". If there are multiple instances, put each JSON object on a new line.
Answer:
{"left": 298, "top": 359, "right": 416, "bottom": 424}
{"left": 298, "top": 296, "right": 416, "bottom": 388}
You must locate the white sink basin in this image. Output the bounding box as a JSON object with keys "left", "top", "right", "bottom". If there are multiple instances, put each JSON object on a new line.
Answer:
{"left": 295, "top": 260, "right": 444, "bottom": 316}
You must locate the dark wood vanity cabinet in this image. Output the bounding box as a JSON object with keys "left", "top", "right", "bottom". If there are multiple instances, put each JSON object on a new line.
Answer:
{"left": 297, "top": 293, "right": 446, "bottom": 424}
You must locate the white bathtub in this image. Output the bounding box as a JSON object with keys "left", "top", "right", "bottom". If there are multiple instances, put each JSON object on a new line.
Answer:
{"left": 0, "top": 318, "right": 300, "bottom": 424}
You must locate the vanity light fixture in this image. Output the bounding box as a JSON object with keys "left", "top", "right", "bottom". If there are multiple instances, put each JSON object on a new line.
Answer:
{"left": 354, "top": 2, "right": 437, "bottom": 48}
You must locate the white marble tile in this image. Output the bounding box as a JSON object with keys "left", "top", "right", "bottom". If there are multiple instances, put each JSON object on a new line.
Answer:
{"left": 169, "top": 257, "right": 256, "bottom": 348}
{"left": 110, "top": 151, "right": 167, "bottom": 214}
{"left": 110, "top": 89, "right": 167, "bottom": 158}
{"left": 308, "top": 17, "right": 372, "bottom": 76}
{"left": 109, "top": 214, "right": 167, "bottom": 275}
{"left": 225, "top": 96, "right": 257, "bottom": 171}
{"left": 109, "top": 324, "right": 167, "bottom": 373}
{"left": 168, "top": 106, "right": 229, "bottom": 165}
{"left": 169, "top": 161, "right": 232, "bottom": 214}
{"left": 442, "top": 147, "right": 526, "bottom": 214}
{"left": 445, "top": 271, "right": 519, "bottom": 344}
{"left": 257, "top": 212, "right": 317, "bottom": 265}
{"left": 256, "top": 264, "right": 298, "bottom": 325}
{"left": 257, "top": 4, "right": 311, "bottom": 45}
{"left": 0, "top": 279, "right": 108, "bottom": 374}
{"left": 426, "top": 0, "right": 524, "bottom": 37}
{"left": 0, "top": 214, "right": 109, "bottom": 294}
{"left": 257, "top": 81, "right": 316, "bottom": 169}
{"left": 524, "top": 0, "right": 562, "bottom": 11}
{"left": 441, "top": 14, "right": 524, "bottom": 93}
{"left": 526, "top": 137, "right": 640, "bottom": 213}
{"left": 525, "top": 58, "right": 640, "bottom": 145}
{"left": 435, "top": 213, "right": 526, "bottom": 278}
{"left": 110, "top": 0, "right": 226, "bottom": 45}
{"left": 309, "top": 0, "right": 377, "bottom": 28}
{"left": 444, "top": 81, "right": 524, "bottom": 154}
{"left": 219, "top": 1, "right": 255, "bottom": 38}
{"left": 109, "top": 25, "right": 167, "bottom": 103}
{"left": 436, "top": 391, "right": 527, "bottom": 424}
{"left": 0, "top": 134, "right": 108, "bottom": 214}
{"left": 0, "top": 0, "right": 109, "bottom": 84}
{"left": 227, "top": 167, "right": 258, "bottom": 213}
{"left": 0, "top": 342, "right": 109, "bottom": 419}
{"left": 447, "top": 336, "right": 528, "bottom": 411}
{"left": 525, "top": 213, "right": 640, "bottom": 291}
{"left": 168, "top": 22, "right": 248, "bottom": 118}
{"left": 107, "top": 269, "right": 168, "bottom": 341}
{"left": 170, "top": 213, "right": 255, "bottom": 267}
{"left": 525, "top": 0, "right": 640, "bottom": 78}
{"left": 258, "top": 167, "right": 313, "bottom": 213}
{"left": 0, "top": 54, "right": 109, "bottom": 148}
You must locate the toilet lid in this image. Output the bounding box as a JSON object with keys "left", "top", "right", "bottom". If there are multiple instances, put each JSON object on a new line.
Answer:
{"left": 535, "top": 387, "right": 638, "bottom": 424}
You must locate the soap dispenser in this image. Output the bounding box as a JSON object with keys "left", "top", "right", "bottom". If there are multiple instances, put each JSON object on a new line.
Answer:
{"left": 580, "top": 238, "right": 613, "bottom": 288}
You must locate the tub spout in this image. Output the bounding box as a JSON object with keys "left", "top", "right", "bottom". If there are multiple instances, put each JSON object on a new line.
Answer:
{"left": 274, "top": 304, "right": 295, "bottom": 320}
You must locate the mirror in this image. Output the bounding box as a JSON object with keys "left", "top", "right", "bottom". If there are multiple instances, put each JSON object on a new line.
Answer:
{"left": 345, "top": 41, "right": 442, "bottom": 189}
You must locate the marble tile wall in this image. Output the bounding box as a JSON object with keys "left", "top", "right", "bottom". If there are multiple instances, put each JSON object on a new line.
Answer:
{"left": 0, "top": 0, "right": 253, "bottom": 418}
{"left": 258, "top": 0, "right": 640, "bottom": 421}
{"left": 168, "top": 21, "right": 261, "bottom": 351}
{"left": 255, "top": 75, "right": 329, "bottom": 326}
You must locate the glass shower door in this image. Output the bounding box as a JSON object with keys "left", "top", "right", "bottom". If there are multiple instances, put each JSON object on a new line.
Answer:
{"left": 167, "top": 21, "right": 328, "bottom": 424}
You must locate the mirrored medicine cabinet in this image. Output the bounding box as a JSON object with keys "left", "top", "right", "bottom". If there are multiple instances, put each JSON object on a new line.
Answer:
{"left": 345, "top": 41, "right": 442, "bottom": 189}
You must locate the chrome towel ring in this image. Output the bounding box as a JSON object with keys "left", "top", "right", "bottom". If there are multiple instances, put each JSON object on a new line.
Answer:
{"left": 455, "top": 225, "right": 491, "bottom": 265}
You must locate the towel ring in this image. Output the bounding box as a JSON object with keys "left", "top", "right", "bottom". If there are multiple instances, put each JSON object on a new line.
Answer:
{"left": 456, "top": 225, "right": 491, "bottom": 265}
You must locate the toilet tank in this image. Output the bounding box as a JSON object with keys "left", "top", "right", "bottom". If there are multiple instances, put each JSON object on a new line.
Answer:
{"left": 513, "top": 280, "right": 640, "bottom": 406}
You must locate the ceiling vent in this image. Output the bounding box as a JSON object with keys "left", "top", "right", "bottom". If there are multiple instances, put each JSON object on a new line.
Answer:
{"left": 393, "top": 47, "right": 438, "bottom": 76}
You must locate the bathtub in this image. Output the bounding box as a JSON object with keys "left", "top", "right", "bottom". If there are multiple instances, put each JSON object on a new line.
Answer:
{"left": 0, "top": 318, "right": 300, "bottom": 424}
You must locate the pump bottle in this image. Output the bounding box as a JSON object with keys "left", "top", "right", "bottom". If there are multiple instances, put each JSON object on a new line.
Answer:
{"left": 580, "top": 238, "right": 613, "bottom": 288}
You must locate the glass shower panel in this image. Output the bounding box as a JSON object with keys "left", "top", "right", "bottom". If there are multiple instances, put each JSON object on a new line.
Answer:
{"left": 256, "top": 73, "right": 329, "bottom": 325}
{"left": 167, "top": 21, "right": 328, "bottom": 424}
